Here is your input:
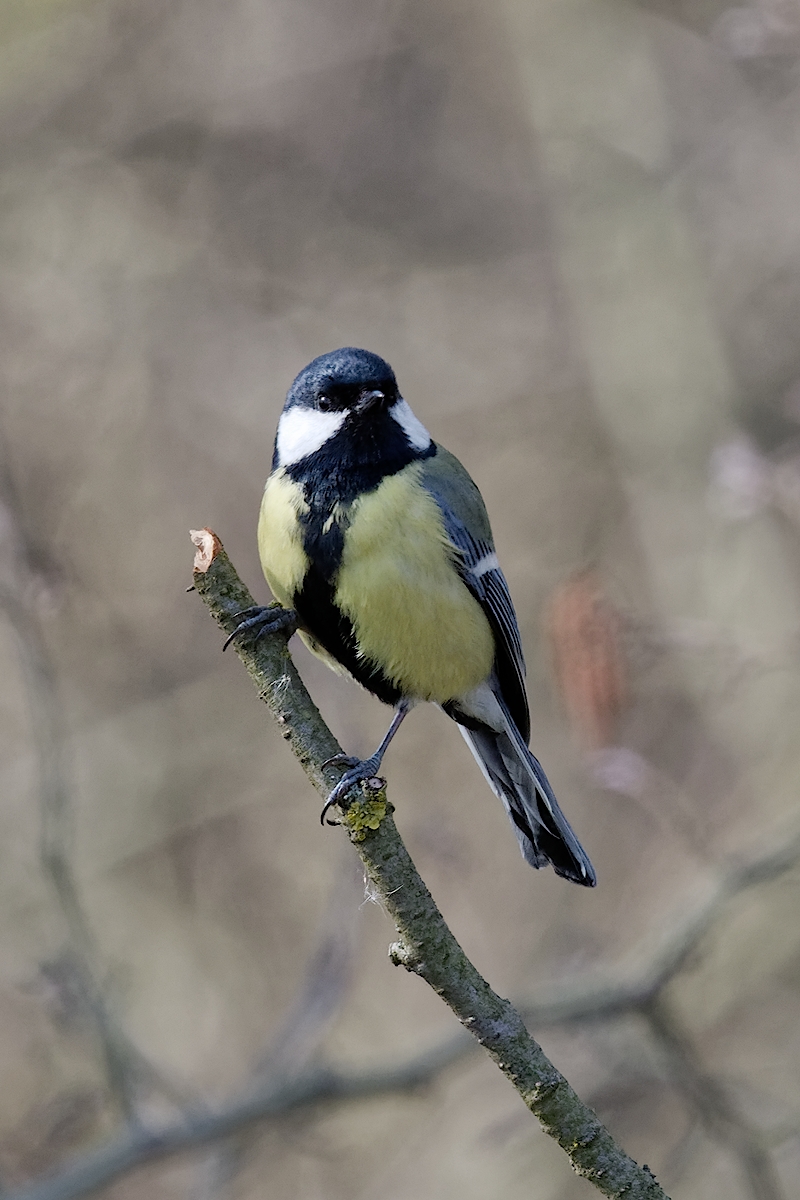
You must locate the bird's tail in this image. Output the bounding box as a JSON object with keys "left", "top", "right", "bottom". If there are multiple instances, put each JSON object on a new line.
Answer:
{"left": 459, "top": 711, "right": 596, "bottom": 887}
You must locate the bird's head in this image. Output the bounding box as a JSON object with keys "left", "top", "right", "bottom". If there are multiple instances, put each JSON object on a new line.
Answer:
{"left": 274, "top": 347, "right": 432, "bottom": 470}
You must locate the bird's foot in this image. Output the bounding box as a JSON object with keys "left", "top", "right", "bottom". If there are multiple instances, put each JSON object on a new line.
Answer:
{"left": 222, "top": 605, "right": 296, "bottom": 651}
{"left": 320, "top": 754, "right": 386, "bottom": 825}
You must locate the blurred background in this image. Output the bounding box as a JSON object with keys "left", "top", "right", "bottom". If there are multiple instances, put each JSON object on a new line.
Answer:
{"left": 2, "top": 0, "right": 800, "bottom": 1197}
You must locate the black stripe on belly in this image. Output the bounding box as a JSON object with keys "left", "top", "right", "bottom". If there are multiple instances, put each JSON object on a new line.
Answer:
{"left": 284, "top": 424, "right": 436, "bottom": 583}
{"left": 294, "top": 565, "right": 403, "bottom": 707}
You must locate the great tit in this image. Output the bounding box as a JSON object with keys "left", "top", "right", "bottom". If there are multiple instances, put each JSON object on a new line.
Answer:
{"left": 234, "top": 347, "right": 596, "bottom": 886}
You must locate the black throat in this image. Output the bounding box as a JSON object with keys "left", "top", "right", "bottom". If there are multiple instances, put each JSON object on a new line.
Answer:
{"left": 278, "top": 408, "right": 436, "bottom": 706}
{"left": 281, "top": 408, "right": 436, "bottom": 580}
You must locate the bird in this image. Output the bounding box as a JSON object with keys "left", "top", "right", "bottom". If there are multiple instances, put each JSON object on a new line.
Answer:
{"left": 230, "top": 347, "right": 596, "bottom": 886}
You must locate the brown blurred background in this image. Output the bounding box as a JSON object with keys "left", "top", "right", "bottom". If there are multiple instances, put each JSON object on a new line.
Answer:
{"left": 2, "top": 0, "right": 800, "bottom": 1197}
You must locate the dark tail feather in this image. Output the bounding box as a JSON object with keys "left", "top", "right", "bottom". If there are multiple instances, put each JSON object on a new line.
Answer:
{"left": 460, "top": 722, "right": 596, "bottom": 887}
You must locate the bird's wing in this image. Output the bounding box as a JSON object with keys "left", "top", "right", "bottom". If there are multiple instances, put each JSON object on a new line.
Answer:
{"left": 420, "top": 449, "right": 531, "bottom": 743}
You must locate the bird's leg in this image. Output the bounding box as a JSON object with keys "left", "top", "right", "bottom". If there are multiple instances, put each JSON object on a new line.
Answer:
{"left": 222, "top": 604, "right": 297, "bottom": 651}
{"left": 320, "top": 700, "right": 412, "bottom": 823}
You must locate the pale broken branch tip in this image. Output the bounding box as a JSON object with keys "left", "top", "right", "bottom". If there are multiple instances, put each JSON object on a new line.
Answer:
{"left": 190, "top": 528, "right": 222, "bottom": 574}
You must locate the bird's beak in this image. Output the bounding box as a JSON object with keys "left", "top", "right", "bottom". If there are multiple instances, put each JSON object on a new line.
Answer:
{"left": 356, "top": 388, "right": 385, "bottom": 413}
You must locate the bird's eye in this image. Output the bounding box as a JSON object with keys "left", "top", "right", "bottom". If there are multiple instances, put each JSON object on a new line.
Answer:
{"left": 317, "top": 395, "right": 333, "bottom": 412}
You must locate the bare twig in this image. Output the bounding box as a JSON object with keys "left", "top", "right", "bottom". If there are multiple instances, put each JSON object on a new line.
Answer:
{"left": 186, "top": 529, "right": 668, "bottom": 1199}
{"left": 5, "top": 530, "right": 798, "bottom": 1200}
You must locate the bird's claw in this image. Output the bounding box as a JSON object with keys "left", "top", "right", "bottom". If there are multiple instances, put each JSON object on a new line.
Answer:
{"left": 321, "top": 752, "right": 360, "bottom": 771}
{"left": 319, "top": 759, "right": 385, "bottom": 825}
{"left": 222, "top": 605, "right": 296, "bottom": 652}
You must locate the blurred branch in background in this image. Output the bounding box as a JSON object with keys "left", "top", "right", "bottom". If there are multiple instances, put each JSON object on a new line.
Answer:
{"left": 0, "top": 488, "right": 369, "bottom": 1194}
{"left": 9, "top": 531, "right": 799, "bottom": 1200}
{"left": 0, "top": 476, "right": 142, "bottom": 1121}
{"left": 4, "top": 2, "right": 800, "bottom": 1197}
{"left": 188, "top": 853, "right": 365, "bottom": 1200}
{"left": 5, "top": 801, "right": 799, "bottom": 1200}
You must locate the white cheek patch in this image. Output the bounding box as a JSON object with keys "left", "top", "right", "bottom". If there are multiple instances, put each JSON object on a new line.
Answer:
{"left": 276, "top": 406, "right": 346, "bottom": 466}
{"left": 390, "top": 397, "right": 432, "bottom": 452}
{"left": 469, "top": 551, "right": 500, "bottom": 579}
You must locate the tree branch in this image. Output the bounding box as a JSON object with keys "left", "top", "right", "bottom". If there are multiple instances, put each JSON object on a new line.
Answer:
{"left": 187, "top": 529, "right": 669, "bottom": 1199}
{"left": 7, "top": 531, "right": 796, "bottom": 1200}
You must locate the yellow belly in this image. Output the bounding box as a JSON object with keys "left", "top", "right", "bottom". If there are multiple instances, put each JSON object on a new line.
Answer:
{"left": 257, "top": 462, "right": 495, "bottom": 703}
{"left": 335, "top": 464, "right": 495, "bottom": 703}
{"left": 257, "top": 469, "right": 309, "bottom": 609}
{"left": 257, "top": 469, "right": 358, "bottom": 678}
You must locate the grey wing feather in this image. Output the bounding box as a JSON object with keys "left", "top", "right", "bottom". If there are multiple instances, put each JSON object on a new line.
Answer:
{"left": 420, "top": 450, "right": 595, "bottom": 885}
{"left": 460, "top": 715, "right": 597, "bottom": 885}
{"left": 420, "top": 454, "right": 530, "bottom": 742}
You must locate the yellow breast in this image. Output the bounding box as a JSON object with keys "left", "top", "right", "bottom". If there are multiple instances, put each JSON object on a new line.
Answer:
{"left": 335, "top": 463, "right": 495, "bottom": 703}
{"left": 257, "top": 469, "right": 309, "bottom": 609}
{"left": 257, "top": 469, "right": 348, "bottom": 676}
{"left": 257, "top": 462, "right": 495, "bottom": 703}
